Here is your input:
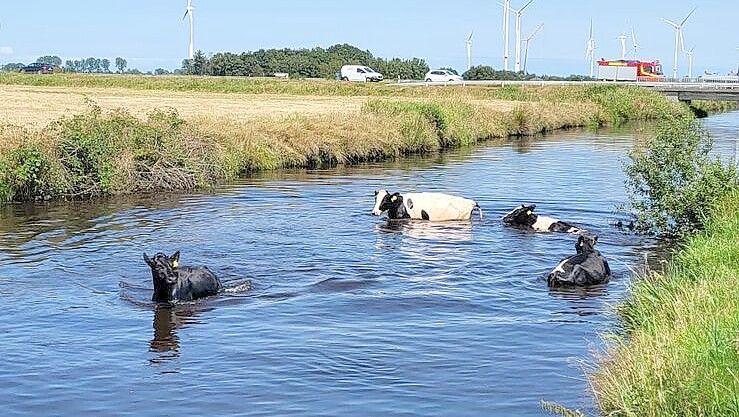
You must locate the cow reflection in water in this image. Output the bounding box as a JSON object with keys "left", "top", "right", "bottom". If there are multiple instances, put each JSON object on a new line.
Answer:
{"left": 149, "top": 306, "right": 209, "bottom": 364}
{"left": 376, "top": 220, "right": 474, "bottom": 242}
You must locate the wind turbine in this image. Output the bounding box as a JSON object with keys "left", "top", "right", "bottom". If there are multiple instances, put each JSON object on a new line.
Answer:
{"left": 684, "top": 47, "right": 694, "bottom": 79}
{"left": 585, "top": 19, "right": 596, "bottom": 78}
{"left": 465, "top": 31, "right": 474, "bottom": 71}
{"left": 509, "top": 0, "right": 536, "bottom": 72}
{"left": 663, "top": 7, "right": 696, "bottom": 79}
{"left": 630, "top": 27, "right": 640, "bottom": 60}
{"left": 617, "top": 34, "right": 628, "bottom": 60}
{"left": 502, "top": 0, "right": 511, "bottom": 71}
{"left": 182, "top": 0, "right": 195, "bottom": 61}
{"left": 522, "top": 23, "right": 543, "bottom": 74}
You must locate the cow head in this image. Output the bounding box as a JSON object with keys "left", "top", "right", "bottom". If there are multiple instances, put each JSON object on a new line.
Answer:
{"left": 372, "top": 190, "right": 403, "bottom": 215}
{"left": 144, "top": 251, "right": 181, "bottom": 302}
{"left": 576, "top": 235, "right": 598, "bottom": 254}
{"left": 502, "top": 204, "right": 537, "bottom": 227}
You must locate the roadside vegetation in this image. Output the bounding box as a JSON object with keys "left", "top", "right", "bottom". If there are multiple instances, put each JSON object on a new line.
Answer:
{"left": 0, "top": 81, "right": 688, "bottom": 202}
{"left": 591, "top": 113, "right": 739, "bottom": 416}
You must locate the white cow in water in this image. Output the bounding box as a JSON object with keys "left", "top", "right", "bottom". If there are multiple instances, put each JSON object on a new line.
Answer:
{"left": 371, "top": 189, "right": 482, "bottom": 221}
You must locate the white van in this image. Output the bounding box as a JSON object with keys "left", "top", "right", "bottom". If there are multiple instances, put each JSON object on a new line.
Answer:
{"left": 340, "top": 65, "right": 384, "bottom": 82}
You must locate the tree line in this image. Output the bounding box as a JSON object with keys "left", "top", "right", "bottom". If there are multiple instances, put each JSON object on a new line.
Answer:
{"left": 0, "top": 55, "right": 173, "bottom": 75}
{"left": 182, "top": 44, "right": 430, "bottom": 80}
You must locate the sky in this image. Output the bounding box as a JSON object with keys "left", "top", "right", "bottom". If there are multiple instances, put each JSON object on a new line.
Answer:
{"left": 0, "top": 0, "right": 737, "bottom": 76}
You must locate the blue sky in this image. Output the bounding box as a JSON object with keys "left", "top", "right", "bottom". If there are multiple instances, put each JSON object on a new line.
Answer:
{"left": 1, "top": 0, "right": 737, "bottom": 76}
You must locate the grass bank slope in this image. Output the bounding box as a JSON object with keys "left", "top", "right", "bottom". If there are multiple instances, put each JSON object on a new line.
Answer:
{"left": 592, "top": 192, "right": 739, "bottom": 417}
{"left": 0, "top": 79, "right": 688, "bottom": 202}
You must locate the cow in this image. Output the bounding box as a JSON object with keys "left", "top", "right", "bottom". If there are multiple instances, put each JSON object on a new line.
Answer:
{"left": 502, "top": 204, "right": 581, "bottom": 233}
{"left": 547, "top": 235, "right": 611, "bottom": 287}
{"left": 143, "top": 251, "right": 222, "bottom": 303}
{"left": 371, "top": 189, "right": 482, "bottom": 221}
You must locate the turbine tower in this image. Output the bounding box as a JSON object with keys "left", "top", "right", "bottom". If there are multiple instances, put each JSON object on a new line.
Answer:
{"left": 522, "top": 23, "right": 543, "bottom": 74}
{"left": 502, "top": 0, "right": 511, "bottom": 71}
{"left": 585, "top": 19, "right": 596, "bottom": 78}
{"left": 617, "top": 34, "right": 628, "bottom": 60}
{"left": 183, "top": 0, "right": 195, "bottom": 61}
{"left": 509, "top": 0, "right": 536, "bottom": 72}
{"left": 663, "top": 7, "right": 696, "bottom": 79}
{"left": 466, "top": 32, "right": 474, "bottom": 71}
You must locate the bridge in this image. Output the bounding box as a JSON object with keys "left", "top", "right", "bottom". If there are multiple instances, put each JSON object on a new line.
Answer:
{"left": 395, "top": 80, "right": 739, "bottom": 102}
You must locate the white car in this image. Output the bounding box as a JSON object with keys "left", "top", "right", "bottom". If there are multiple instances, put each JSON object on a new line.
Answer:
{"left": 340, "top": 65, "right": 384, "bottom": 82}
{"left": 424, "top": 70, "right": 463, "bottom": 82}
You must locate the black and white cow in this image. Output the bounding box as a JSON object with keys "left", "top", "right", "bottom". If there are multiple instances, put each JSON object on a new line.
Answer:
{"left": 371, "top": 190, "right": 482, "bottom": 221}
{"left": 502, "top": 204, "right": 581, "bottom": 233}
{"left": 547, "top": 235, "right": 611, "bottom": 287}
{"left": 144, "top": 251, "right": 222, "bottom": 303}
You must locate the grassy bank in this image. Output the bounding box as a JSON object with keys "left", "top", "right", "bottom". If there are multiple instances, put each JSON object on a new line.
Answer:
{"left": 0, "top": 77, "right": 689, "bottom": 202}
{"left": 592, "top": 192, "right": 739, "bottom": 416}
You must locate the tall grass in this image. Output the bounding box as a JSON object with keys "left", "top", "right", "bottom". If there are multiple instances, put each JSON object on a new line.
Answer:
{"left": 591, "top": 192, "right": 739, "bottom": 416}
{"left": 0, "top": 80, "right": 689, "bottom": 202}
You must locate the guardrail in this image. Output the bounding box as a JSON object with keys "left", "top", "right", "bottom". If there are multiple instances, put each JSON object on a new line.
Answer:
{"left": 394, "top": 79, "right": 739, "bottom": 89}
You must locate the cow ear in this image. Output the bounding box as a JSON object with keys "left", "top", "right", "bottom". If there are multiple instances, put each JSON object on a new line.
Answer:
{"left": 374, "top": 190, "right": 379, "bottom": 196}
{"left": 143, "top": 253, "right": 154, "bottom": 267}
{"left": 578, "top": 236, "right": 585, "bottom": 247}
{"left": 170, "top": 251, "right": 180, "bottom": 268}
{"left": 592, "top": 235, "right": 599, "bottom": 245}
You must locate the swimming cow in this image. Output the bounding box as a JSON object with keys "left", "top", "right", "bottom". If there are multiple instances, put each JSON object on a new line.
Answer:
{"left": 502, "top": 204, "right": 581, "bottom": 233}
{"left": 371, "top": 190, "right": 482, "bottom": 221}
{"left": 143, "top": 251, "right": 222, "bottom": 303}
{"left": 547, "top": 235, "right": 611, "bottom": 287}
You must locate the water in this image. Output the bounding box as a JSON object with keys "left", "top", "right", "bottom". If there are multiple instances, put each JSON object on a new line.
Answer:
{"left": 1, "top": 111, "right": 737, "bottom": 416}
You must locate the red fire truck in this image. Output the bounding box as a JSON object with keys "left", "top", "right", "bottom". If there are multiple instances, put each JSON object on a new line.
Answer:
{"left": 596, "top": 59, "right": 664, "bottom": 81}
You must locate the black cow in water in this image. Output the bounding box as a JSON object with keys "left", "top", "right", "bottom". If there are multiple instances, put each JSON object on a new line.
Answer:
{"left": 547, "top": 235, "right": 611, "bottom": 287}
{"left": 144, "top": 251, "right": 222, "bottom": 303}
{"left": 503, "top": 204, "right": 581, "bottom": 233}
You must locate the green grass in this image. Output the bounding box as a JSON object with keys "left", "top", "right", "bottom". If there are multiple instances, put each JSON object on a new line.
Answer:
{"left": 592, "top": 191, "right": 739, "bottom": 417}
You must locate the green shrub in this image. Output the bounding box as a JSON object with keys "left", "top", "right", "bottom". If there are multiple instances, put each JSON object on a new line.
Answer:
{"left": 0, "top": 143, "right": 61, "bottom": 202}
{"left": 624, "top": 116, "right": 738, "bottom": 236}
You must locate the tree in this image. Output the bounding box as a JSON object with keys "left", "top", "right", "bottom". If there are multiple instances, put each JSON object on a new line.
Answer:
{"left": 115, "top": 57, "right": 127, "bottom": 73}
{"left": 178, "top": 44, "right": 430, "bottom": 79}
{"left": 2, "top": 62, "right": 25, "bottom": 72}
{"left": 190, "top": 50, "right": 208, "bottom": 75}
{"left": 101, "top": 58, "right": 111, "bottom": 73}
{"left": 36, "top": 55, "right": 62, "bottom": 67}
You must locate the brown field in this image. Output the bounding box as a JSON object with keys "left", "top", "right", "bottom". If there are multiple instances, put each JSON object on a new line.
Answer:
{"left": 0, "top": 84, "right": 519, "bottom": 128}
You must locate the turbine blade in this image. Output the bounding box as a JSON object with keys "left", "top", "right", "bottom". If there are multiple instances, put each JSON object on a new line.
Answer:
{"left": 182, "top": 10, "right": 189, "bottom": 20}
{"left": 520, "top": 0, "right": 535, "bottom": 13}
{"left": 528, "top": 23, "right": 543, "bottom": 40}
{"left": 631, "top": 28, "right": 638, "bottom": 48}
{"left": 589, "top": 18, "right": 593, "bottom": 38}
{"left": 468, "top": 31, "right": 474, "bottom": 42}
{"left": 662, "top": 18, "right": 679, "bottom": 28}
{"left": 680, "top": 7, "right": 696, "bottom": 26}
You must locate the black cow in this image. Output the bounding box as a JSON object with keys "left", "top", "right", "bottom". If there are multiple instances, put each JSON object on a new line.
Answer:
{"left": 143, "top": 251, "right": 222, "bottom": 303}
{"left": 547, "top": 235, "right": 611, "bottom": 287}
{"left": 502, "top": 204, "right": 581, "bottom": 233}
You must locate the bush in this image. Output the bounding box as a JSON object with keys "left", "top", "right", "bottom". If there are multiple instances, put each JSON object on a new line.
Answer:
{"left": 624, "top": 116, "right": 738, "bottom": 236}
{"left": 0, "top": 143, "right": 62, "bottom": 202}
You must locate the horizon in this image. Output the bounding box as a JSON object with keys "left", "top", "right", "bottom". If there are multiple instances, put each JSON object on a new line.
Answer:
{"left": 1, "top": 0, "right": 738, "bottom": 76}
